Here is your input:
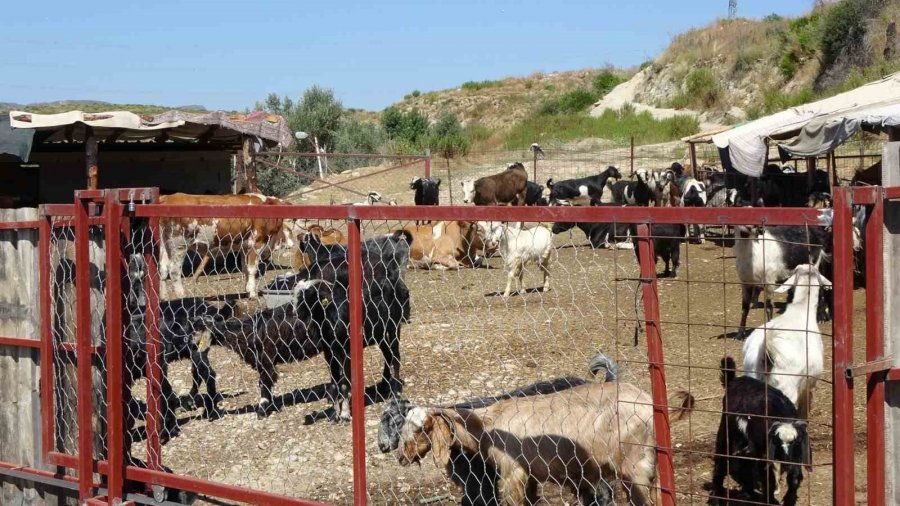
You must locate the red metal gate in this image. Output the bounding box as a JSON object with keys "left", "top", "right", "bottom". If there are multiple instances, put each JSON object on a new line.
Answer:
{"left": 0, "top": 186, "right": 895, "bottom": 505}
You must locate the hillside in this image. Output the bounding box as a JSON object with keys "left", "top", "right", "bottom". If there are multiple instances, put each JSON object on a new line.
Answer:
{"left": 0, "top": 100, "right": 209, "bottom": 115}
{"left": 388, "top": 69, "right": 630, "bottom": 129}
{"left": 619, "top": 0, "right": 900, "bottom": 123}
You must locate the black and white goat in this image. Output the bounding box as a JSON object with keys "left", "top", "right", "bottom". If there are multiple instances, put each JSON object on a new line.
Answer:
{"left": 680, "top": 177, "right": 708, "bottom": 243}
{"left": 524, "top": 181, "right": 548, "bottom": 206}
{"left": 609, "top": 171, "right": 653, "bottom": 206}
{"left": 710, "top": 357, "right": 810, "bottom": 506}
{"left": 546, "top": 166, "right": 622, "bottom": 206}
{"left": 551, "top": 211, "right": 633, "bottom": 250}
{"left": 733, "top": 225, "right": 830, "bottom": 338}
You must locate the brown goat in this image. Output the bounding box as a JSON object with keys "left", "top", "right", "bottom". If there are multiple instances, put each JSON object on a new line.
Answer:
{"left": 461, "top": 162, "right": 529, "bottom": 206}
{"left": 398, "top": 381, "right": 693, "bottom": 506}
{"left": 290, "top": 225, "right": 347, "bottom": 271}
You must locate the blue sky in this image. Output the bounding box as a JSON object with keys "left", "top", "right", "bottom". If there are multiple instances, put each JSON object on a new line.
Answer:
{"left": 2, "top": 1, "right": 813, "bottom": 112}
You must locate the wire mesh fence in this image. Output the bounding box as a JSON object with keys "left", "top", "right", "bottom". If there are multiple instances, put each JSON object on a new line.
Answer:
{"left": 32, "top": 193, "right": 876, "bottom": 505}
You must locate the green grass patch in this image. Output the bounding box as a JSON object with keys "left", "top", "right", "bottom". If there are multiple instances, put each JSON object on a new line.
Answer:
{"left": 502, "top": 106, "right": 699, "bottom": 150}
{"left": 461, "top": 79, "right": 502, "bottom": 91}
{"left": 538, "top": 89, "right": 599, "bottom": 115}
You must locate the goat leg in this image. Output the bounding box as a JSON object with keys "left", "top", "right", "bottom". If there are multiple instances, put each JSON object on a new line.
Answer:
{"left": 737, "top": 285, "right": 752, "bottom": 339}
{"left": 255, "top": 361, "right": 279, "bottom": 419}
{"left": 709, "top": 418, "right": 729, "bottom": 505}
{"left": 191, "top": 349, "right": 223, "bottom": 420}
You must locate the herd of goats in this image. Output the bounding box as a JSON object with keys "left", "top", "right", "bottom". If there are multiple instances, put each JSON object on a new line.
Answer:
{"left": 89, "top": 158, "right": 868, "bottom": 505}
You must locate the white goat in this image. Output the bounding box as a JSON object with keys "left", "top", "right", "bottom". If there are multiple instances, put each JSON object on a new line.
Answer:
{"left": 742, "top": 264, "right": 830, "bottom": 419}
{"left": 480, "top": 222, "right": 554, "bottom": 297}
{"left": 353, "top": 191, "right": 383, "bottom": 205}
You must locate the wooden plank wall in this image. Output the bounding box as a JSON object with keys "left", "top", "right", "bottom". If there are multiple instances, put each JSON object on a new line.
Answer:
{"left": 0, "top": 208, "right": 43, "bottom": 505}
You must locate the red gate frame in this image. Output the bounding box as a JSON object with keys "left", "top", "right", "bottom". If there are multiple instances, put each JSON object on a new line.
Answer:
{"left": 0, "top": 186, "right": 892, "bottom": 505}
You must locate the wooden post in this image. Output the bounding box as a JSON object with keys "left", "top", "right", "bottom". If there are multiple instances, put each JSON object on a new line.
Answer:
{"left": 630, "top": 136, "right": 635, "bottom": 177}
{"left": 689, "top": 142, "right": 698, "bottom": 177}
{"left": 830, "top": 150, "right": 839, "bottom": 189}
{"left": 446, "top": 157, "right": 454, "bottom": 205}
{"left": 233, "top": 150, "right": 244, "bottom": 194}
{"left": 0, "top": 208, "right": 42, "bottom": 504}
{"left": 807, "top": 156, "right": 817, "bottom": 188}
{"left": 880, "top": 141, "right": 900, "bottom": 504}
{"left": 242, "top": 137, "right": 258, "bottom": 193}
{"left": 85, "top": 127, "right": 98, "bottom": 190}
{"left": 533, "top": 148, "right": 538, "bottom": 182}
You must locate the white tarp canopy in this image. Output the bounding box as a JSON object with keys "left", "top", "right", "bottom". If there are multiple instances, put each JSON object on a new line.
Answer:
{"left": 712, "top": 72, "right": 900, "bottom": 176}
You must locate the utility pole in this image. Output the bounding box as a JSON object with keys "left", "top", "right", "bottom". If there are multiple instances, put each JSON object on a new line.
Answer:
{"left": 728, "top": 0, "right": 737, "bottom": 19}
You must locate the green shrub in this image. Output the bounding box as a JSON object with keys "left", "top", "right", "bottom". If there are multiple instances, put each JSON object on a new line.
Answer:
{"left": 779, "top": 52, "right": 799, "bottom": 79}
{"left": 464, "top": 123, "right": 492, "bottom": 143}
{"left": 539, "top": 89, "right": 598, "bottom": 115}
{"left": 820, "top": 0, "right": 869, "bottom": 68}
{"left": 502, "top": 107, "right": 699, "bottom": 150}
{"left": 593, "top": 71, "right": 623, "bottom": 97}
{"left": 684, "top": 69, "right": 721, "bottom": 108}
{"left": 763, "top": 13, "right": 783, "bottom": 23}
{"left": 639, "top": 60, "right": 654, "bottom": 71}
{"left": 381, "top": 107, "right": 430, "bottom": 146}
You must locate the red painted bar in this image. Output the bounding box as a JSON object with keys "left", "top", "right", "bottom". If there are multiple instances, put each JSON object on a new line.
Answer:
{"left": 144, "top": 216, "right": 163, "bottom": 471}
{"left": 347, "top": 219, "right": 368, "bottom": 506}
{"left": 125, "top": 466, "right": 332, "bottom": 506}
{"left": 134, "top": 203, "right": 827, "bottom": 226}
{"left": 635, "top": 224, "right": 675, "bottom": 506}
{"left": 884, "top": 186, "right": 900, "bottom": 199}
{"left": 831, "top": 188, "right": 855, "bottom": 506}
{"left": 73, "top": 196, "right": 95, "bottom": 500}
{"left": 39, "top": 216, "right": 54, "bottom": 460}
{"left": 889, "top": 368, "right": 900, "bottom": 381}
{"left": 0, "top": 336, "right": 41, "bottom": 349}
{"left": 0, "top": 220, "right": 41, "bottom": 230}
{"left": 865, "top": 191, "right": 886, "bottom": 506}
{"left": 104, "top": 196, "right": 126, "bottom": 503}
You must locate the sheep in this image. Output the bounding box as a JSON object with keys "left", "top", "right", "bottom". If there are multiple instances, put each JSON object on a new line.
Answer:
{"left": 742, "top": 264, "right": 829, "bottom": 419}
{"left": 630, "top": 223, "right": 685, "bottom": 278}
{"left": 378, "top": 353, "right": 618, "bottom": 506}
{"left": 733, "top": 225, "right": 830, "bottom": 339}
{"left": 396, "top": 381, "right": 694, "bottom": 506}
{"left": 710, "top": 357, "right": 810, "bottom": 506}
{"left": 479, "top": 222, "right": 554, "bottom": 297}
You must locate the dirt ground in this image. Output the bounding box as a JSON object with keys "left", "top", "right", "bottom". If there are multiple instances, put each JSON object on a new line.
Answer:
{"left": 139, "top": 222, "right": 872, "bottom": 506}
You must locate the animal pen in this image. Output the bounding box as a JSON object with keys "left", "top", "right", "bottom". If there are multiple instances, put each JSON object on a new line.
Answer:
{"left": 0, "top": 168, "right": 898, "bottom": 505}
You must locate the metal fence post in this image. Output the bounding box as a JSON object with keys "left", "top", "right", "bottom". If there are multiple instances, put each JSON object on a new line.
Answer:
{"left": 832, "top": 187, "right": 856, "bottom": 506}
{"left": 38, "top": 215, "right": 54, "bottom": 461}
{"left": 424, "top": 150, "right": 431, "bottom": 179}
{"left": 104, "top": 194, "right": 125, "bottom": 503}
{"left": 73, "top": 196, "right": 94, "bottom": 500}
{"left": 635, "top": 223, "right": 675, "bottom": 506}
{"left": 347, "top": 215, "right": 368, "bottom": 506}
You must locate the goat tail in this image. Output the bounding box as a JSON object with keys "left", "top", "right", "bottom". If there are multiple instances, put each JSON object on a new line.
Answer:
{"left": 668, "top": 390, "right": 695, "bottom": 422}
{"left": 720, "top": 356, "right": 737, "bottom": 388}
{"left": 587, "top": 351, "right": 618, "bottom": 382}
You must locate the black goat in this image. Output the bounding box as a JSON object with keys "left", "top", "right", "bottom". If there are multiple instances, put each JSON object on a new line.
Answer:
{"left": 710, "top": 357, "right": 810, "bottom": 506}
{"left": 524, "top": 181, "right": 548, "bottom": 206}
{"left": 552, "top": 220, "right": 632, "bottom": 249}
{"left": 410, "top": 177, "right": 441, "bottom": 224}
{"left": 377, "top": 353, "right": 618, "bottom": 506}
{"left": 124, "top": 255, "right": 228, "bottom": 437}
{"left": 631, "top": 223, "right": 685, "bottom": 278}
{"left": 297, "top": 230, "right": 413, "bottom": 421}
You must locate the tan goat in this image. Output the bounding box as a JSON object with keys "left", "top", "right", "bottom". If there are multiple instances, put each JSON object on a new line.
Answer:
{"left": 398, "top": 381, "right": 692, "bottom": 506}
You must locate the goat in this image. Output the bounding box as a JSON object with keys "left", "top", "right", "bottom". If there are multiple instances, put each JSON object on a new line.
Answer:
{"left": 353, "top": 191, "right": 384, "bottom": 205}
{"left": 462, "top": 163, "right": 529, "bottom": 205}
{"left": 547, "top": 166, "right": 621, "bottom": 206}
{"left": 710, "top": 357, "right": 810, "bottom": 506}
{"left": 524, "top": 181, "right": 548, "bottom": 206}
{"left": 706, "top": 186, "right": 738, "bottom": 208}
{"left": 742, "top": 264, "right": 829, "bottom": 419}
{"left": 410, "top": 177, "right": 441, "bottom": 224}
{"left": 680, "top": 177, "right": 707, "bottom": 243}
{"left": 479, "top": 222, "right": 553, "bottom": 297}
{"left": 397, "top": 382, "right": 694, "bottom": 506}
{"left": 630, "top": 223, "right": 685, "bottom": 278}
{"left": 733, "top": 225, "right": 830, "bottom": 339}
{"left": 296, "top": 230, "right": 413, "bottom": 421}
{"left": 378, "top": 353, "right": 618, "bottom": 506}
{"left": 609, "top": 171, "right": 653, "bottom": 206}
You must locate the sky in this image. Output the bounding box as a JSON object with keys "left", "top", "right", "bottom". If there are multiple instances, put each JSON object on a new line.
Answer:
{"left": 2, "top": 0, "right": 815, "bottom": 112}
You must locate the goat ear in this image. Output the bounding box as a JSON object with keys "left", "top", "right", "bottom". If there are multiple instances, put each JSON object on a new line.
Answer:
{"left": 775, "top": 273, "right": 798, "bottom": 293}
{"left": 796, "top": 422, "right": 813, "bottom": 471}
{"left": 428, "top": 415, "right": 453, "bottom": 469}
{"left": 435, "top": 178, "right": 441, "bottom": 187}
{"left": 817, "top": 272, "right": 833, "bottom": 287}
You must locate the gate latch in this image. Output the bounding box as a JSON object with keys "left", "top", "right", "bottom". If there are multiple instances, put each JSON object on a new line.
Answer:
{"left": 844, "top": 358, "right": 894, "bottom": 379}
